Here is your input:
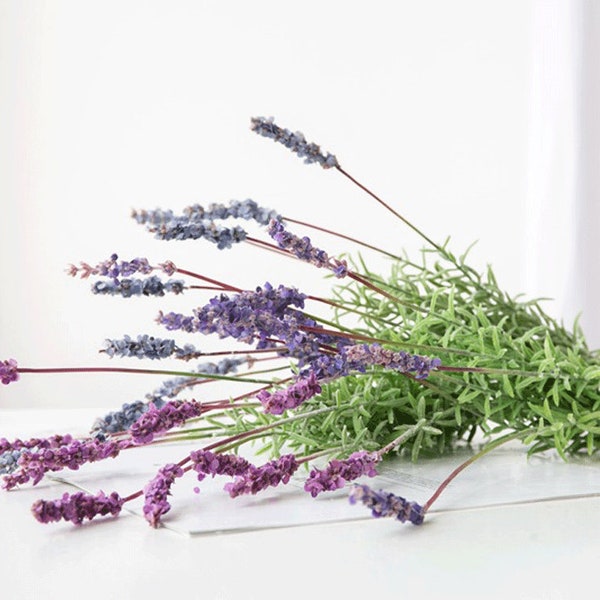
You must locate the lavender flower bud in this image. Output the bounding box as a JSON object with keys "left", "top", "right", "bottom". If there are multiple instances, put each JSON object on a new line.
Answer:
{"left": 32, "top": 491, "right": 124, "bottom": 525}
{"left": 349, "top": 484, "right": 425, "bottom": 525}
{"left": 0, "top": 359, "right": 19, "bottom": 385}
{"left": 251, "top": 117, "right": 339, "bottom": 169}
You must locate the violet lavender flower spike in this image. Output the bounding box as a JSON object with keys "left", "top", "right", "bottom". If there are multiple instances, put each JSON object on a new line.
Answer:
{"left": 0, "top": 359, "right": 19, "bottom": 385}
{"left": 67, "top": 254, "right": 175, "bottom": 279}
{"left": 32, "top": 491, "right": 124, "bottom": 525}
{"left": 349, "top": 484, "right": 425, "bottom": 525}
{"left": 3, "top": 437, "right": 126, "bottom": 489}
{"left": 345, "top": 344, "right": 442, "bottom": 379}
{"left": 224, "top": 454, "right": 299, "bottom": 498}
{"left": 257, "top": 371, "right": 322, "bottom": 415}
{"left": 268, "top": 218, "right": 348, "bottom": 278}
{"left": 304, "top": 451, "right": 380, "bottom": 497}
{"left": 142, "top": 463, "right": 184, "bottom": 527}
{"left": 190, "top": 449, "right": 251, "bottom": 481}
{"left": 251, "top": 117, "right": 339, "bottom": 169}
{"left": 129, "top": 399, "right": 204, "bottom": 444}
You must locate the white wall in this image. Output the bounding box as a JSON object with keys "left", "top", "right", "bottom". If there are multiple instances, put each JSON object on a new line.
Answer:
{"left": 0, "top": 1, "right": 591, "bottom": 409}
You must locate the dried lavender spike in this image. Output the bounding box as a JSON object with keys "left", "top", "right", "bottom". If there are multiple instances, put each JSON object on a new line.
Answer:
{"left": 251, "top": 116, "right": 339, "bottom": 169}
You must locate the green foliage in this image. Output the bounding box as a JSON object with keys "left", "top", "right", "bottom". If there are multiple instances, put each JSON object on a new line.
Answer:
{"left": 279, "top": 247, "right": 600, "bottom": 461}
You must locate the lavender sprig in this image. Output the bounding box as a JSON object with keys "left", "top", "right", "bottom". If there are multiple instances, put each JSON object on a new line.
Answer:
{"left": 250, "top": 117, "right": 339, "bottom": 169}
{"left": 349, "top": 484, "right": 425, "bottom": 525}
{"left": 142, "top": 463, "right": 184, "bottom": 527}
{"left": 268, "top": 218, "right": 348, "bottom": 278}
{"left": 92, "top": 276, "right": 185, "bottom": 298}
{"left": 32, "top": 491, "right": 124, "bottom": 525}
{"left": 304, "top": 451, "right": 380, "bottom": 497}
{"left": 224, "top": 454, "right": 299, "bottom": 497}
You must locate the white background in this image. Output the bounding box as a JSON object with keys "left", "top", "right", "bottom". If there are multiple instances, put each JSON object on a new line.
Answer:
{"left": 1, "top": 1, "right": 597, "bottom": 408}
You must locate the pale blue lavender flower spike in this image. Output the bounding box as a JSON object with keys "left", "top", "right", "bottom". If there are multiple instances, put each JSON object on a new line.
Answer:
{"left": 251, "top": 116, "right": 339, "bottom": 169}
{"left": 102, "top": 334, "right": 204, "bottom": 361}
{"left": 67, "top": 254, "right": 176, "bottom": 279}
{"left": 92, "top": 276, "right": 185, "bottom": 298}
{"left": 0, "top": 450, "right": 23, "bottom": 475}
{"left": 134, "top": 199, "right": 279, "bottom": 250}
{"left": 91, "top": 357, "right": 244, "bottom": 437}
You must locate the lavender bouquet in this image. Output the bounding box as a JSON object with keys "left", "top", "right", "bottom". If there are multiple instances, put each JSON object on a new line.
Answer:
{"left": 2, "top": 117, "right": 599, "bottom": 529}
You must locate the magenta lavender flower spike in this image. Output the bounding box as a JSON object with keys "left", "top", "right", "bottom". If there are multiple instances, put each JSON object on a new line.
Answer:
{"left": 224, "top": 454, "right": 299, "bottom": 498}
{"left": 304, "top": 451, "right": 381, "bottom": 497}
{"left": 3, "top": 437, "right": 127, "bottom": 489}
{"left": 129, "top": 400, "right": 204, "bottom": 444}
{"left": 349, "top": 484, "right": 425, "bottom": 525}
{"left": 142, "top": 463, "right": 184, "bottom": 527}
{"left": 190, "top": 449, "right": 251, "bottom": 481}
{"left": 0, "top": 359, "right": 19, "bottom": 385}
{"left": 31, "top": 491, "right": 124, "bottom": 525}
{"left": 250, "top": 117, "right": 339, "bottom": 169}
{"left": 268, "top": 218, "right": 348, "bottom": 278}
{"left": 257, "top": 371, "right": 322, "bottom": 415}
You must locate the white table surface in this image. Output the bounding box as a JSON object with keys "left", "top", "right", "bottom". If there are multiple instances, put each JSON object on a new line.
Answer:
{"left": 1, "top": 408, "right": 598, "bottom": 600}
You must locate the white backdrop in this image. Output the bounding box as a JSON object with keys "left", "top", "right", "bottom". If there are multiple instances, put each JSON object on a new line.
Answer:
{"left": 0, "top": 1, "right": 597, "bottom": 408}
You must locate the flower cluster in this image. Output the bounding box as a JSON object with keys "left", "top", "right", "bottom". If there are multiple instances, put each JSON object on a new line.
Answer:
{"left": 4, "top": 116, "right": 598, "bottom": 535}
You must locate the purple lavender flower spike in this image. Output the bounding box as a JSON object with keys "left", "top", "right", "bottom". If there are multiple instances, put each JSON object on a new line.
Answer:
{"left": 257, "top": 371, "right": 322, "bottom": 415}
{"left": 142, "top": 463, "right": 184, "bottom": 527}
{"left": 190, "top": 449, "right": 251, "bottom": 482}
{"left": 344, "top": 344, "right": 441, "bottom": 379}
{"left": 224, "top": 454, "right": 299, "bottom": 498}
{"left": 129, "top": 400, "right": 204, "bottom": 444}
{"left": 304, "top": 451, "right": 381, "bottom": 498}
{"left": 251, "top": 117, "right": 339, "bottom": 169}
{"left": 0, "top": 359, "right": 19, "bottom": 385}
{"left": 32, "top": 491, "right": 124, "bottom": 525}
{"left": 349, "top": 484, "right": 425, "bottom": 525}
{"left": 3, "top": 437, "right": 127, "bottom": 489}
{"left": 268, "top": 218, "right": 348, "bottom": 278}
